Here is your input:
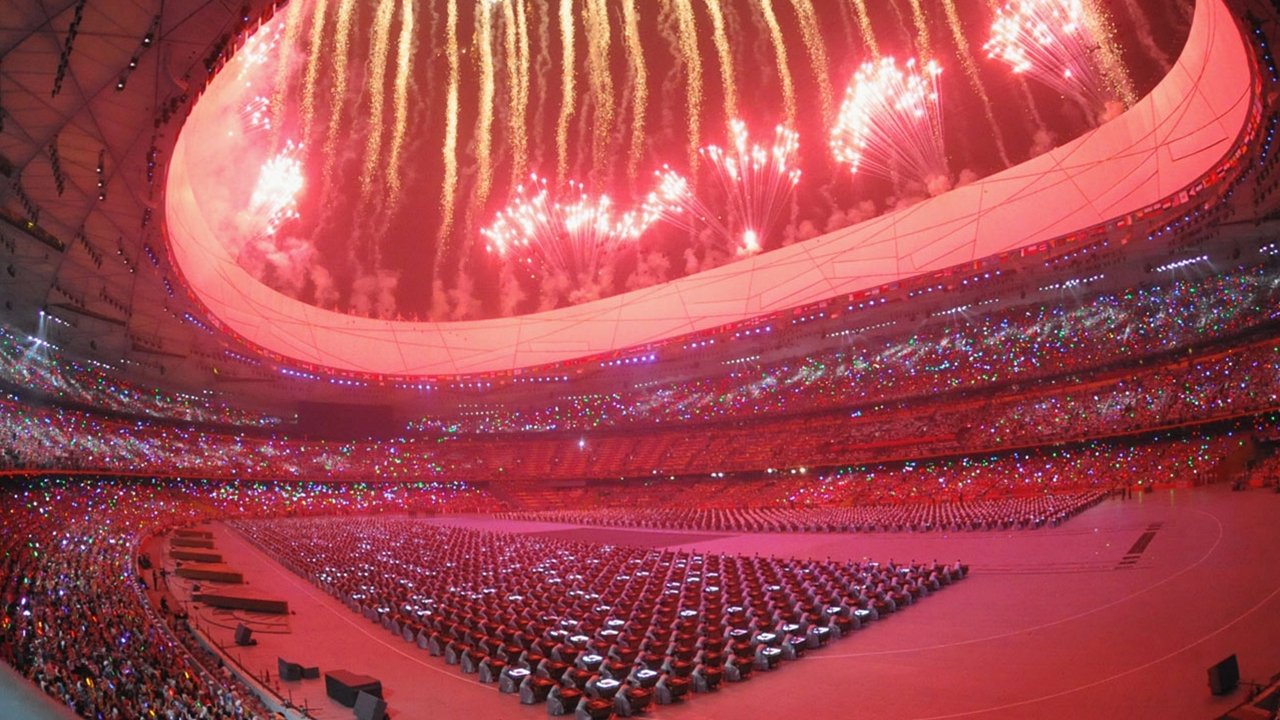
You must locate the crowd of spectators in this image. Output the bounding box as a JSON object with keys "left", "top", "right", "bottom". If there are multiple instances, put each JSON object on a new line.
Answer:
{"left": 0, "top": 327, "right": 282, "bottom": 428}
{"left": 497, "top": 493, "right": 1110, "bottom": 534}
{"left": 234, "top": 516, "right": 967, "bottom": 713}
{"left": 0, "top": 479, "right": 272, "bottom": 718}
{"left": 496, "top": 435, "right": 1230, "bottom": 531}
{"left": 1, "top": 330, "right": 1274, "bottom": 483}
{"left": 408, "top": 262, "right": 1280, "bottom": 435}
{"left": 0, "top": 477, "right": 503, "bottom": 719}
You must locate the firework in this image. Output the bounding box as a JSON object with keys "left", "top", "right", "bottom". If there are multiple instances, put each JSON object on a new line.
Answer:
{"left": 240, "top": 96, "right": 273, "bottom": 135}
{"left": 984, "top": 0, "right": 1110, "bottom": 108}
{"left": 555, "top": 0, "right": 576, "bottom": 181}
{"left": 830, "top": 57, "right": 947, "bottom": 185}
{"left": 237, "top": 21, "right": 282, "bottom": 81}
{"left": 703, "top": 0, "right": 738, "bottom": 119}
{"left": 942, "top": 0, "right": 1012, "bottom": 166}
{"left": 669, "top": 0, "right": 704, "bottom": 171}
{"left": 789, "top": 0, "right": 834, "bottom": 123}
{"left": 851, "top": 0, "right": 880, "bottom": 58}
{"left": 755, "top": 0, "right": 797, "bottom": 129}
{"left": 438, "top": 0, "right": 460, "bottom": 254}
{"left": 250, "top": 141, "right": 305, "bottom": 238}
{"left": 619, "top": 0, "right": 648, "bottom": 179}
{"left": 483, "top": 175, "right": 657, "bottom": 279}
{"left": 646, "top": 120, "right": 801, "bottom": 257}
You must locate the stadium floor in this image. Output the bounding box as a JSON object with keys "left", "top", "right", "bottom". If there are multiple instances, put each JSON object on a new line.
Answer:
{"left": 12, "top": 485, "right": 1269, "bottom": 720}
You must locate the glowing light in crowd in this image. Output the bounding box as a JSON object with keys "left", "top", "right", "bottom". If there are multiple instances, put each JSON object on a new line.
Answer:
{"left": 984, "top": 0, "right": 1110, "bottom": 108}
{"left": 830, "top": 57, "right": 947, "bottom": 185}
{"left": 483, "top": 175, "right": 658, "bottom": 279}
{"left": 250, "top": 142, "right": 305, "bottom": 238}
{"left": 646, "top": 120, "right": 801, "bottom": 256}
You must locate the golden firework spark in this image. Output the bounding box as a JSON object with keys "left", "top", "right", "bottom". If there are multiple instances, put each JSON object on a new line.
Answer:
{"left": 851, "top": 0, "right": 880, "bottom": 58}
{"left": 703, "top": 0, "right": 738, "bottom": 121}
{"left": 619, "top": 0, "right": 648, "bottom": 180}
{"left": 387, "top": 0, "right": 415, "bottom": 200}
{"left": 1079, "top": 0, "right": 1137, "bottom": 106}
{"left": 555, "top": 0, "right": 577, "bottom": 182}
{"left": 272, "top": 0, "right": 307, "bottom": 141}
{"left": 502, "top": 0, "right": 531, "bottom": 188}
{"left": 755, "top": 0, "right": 797, "bottom": 128}
{"left": 907, "top": 0, "right": 933, "bottom": 60}
{"left": 468, "top": 0, "right": 497, "bottom": 229}
{"left": 789, "top": 0, "right": 834, "bottom": 123}
{"left": 323, "top": 0, "right": 358, "bottom": 188}
{"left": 584, "top": 0, "right": 615, "bottom": 177}
{"left": 439, "top": 0, "right": 461, "bottom": 254}
{"left": 359, "top": 0, "right": 396, "bottom": 197}
{"left": 670, "top": 0, "right": 704, "bottom": 171}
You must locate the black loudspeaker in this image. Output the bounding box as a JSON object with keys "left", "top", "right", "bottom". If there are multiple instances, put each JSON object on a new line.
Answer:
{"left": 234, "top": 624, "right": 255, "bottom": 647}
{"left": 278, "top": 658, "right": 302, "bottom": 681}
{"left": 354, "top": 690, "right": 387, "bottom": 720}
{"left": 1208, "top": 654, "right": 1239, "bottom": 695}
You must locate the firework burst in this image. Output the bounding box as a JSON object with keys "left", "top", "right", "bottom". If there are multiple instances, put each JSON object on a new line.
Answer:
{"left": 830, "top": 57, "right": 947, "bottom": 186}
{"left": 984, "top": 0, "right": 1111, "bottom": 109}
{"left": 483, "top": 175, "right": 658, "bottom": 280}
{"left": 646, "top": 119, "right": 800, "bottom": 257}
{"left": 250, "top": 141, "right": 305, "bottom": 238}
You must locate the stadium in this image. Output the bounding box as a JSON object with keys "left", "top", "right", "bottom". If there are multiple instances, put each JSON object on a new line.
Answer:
{"left": 2, "top": 0, "right": 1279, "bottom": 717}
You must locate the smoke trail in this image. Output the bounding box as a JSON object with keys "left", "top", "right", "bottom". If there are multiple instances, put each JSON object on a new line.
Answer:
{"left": 704, "top": 0, "right": 739, "bottom": 121}
{"left": 654, "top": 0, "right": 683, "bottom": 158}
{"left": 583, "top": 0, "right": 615, "bottom": 179}
{"left": 833, "top": 1, "right": 856, "bottom": 50}
{"left": 467, "top": 0, "right": 497, "bottom": 232}
{"left": 1117, "top": 0, "right": 1172, "bottom": 71}
{"left": 887, "top": 0, "right": 912, "bottom": 49}
{"left": 789, "top": 0, "right": 834, "bottom": 123}
{"left": 386, "top": 0, "right": 415, "bottom": 201}
{"left": 671, "top": 0, "right": 704, "bottom": 172}
{"left": 620, "top": 0, "right": 649, "bottom": 180}
{"left": 942, "top": 0, "right": 1012, "bottom": 167}
{"left": 555, "top": 0, "right": 577, "bottom": 182}
{"left": 755, "top": 0, "right": 797, "bottom": 129}
{"left": 359, "top": 0, "right": 396, "bottom": 200}
{"left": 850, "top": 0, "right": 880, "bottom": 58}
{"left": 438, "top": 0, "right": 461, "bottom": 259}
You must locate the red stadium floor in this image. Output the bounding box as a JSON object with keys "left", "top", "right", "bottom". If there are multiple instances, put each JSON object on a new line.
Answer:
{"left": 160, "top": 486, "right": 1279, "bottom": 719}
